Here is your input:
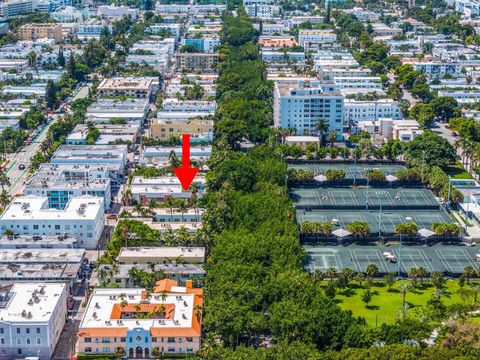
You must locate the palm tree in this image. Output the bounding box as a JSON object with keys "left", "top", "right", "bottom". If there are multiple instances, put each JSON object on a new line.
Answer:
{"left": 164, "top": 197, "right": 175, "bottom": 222}
{"left": 399, "top": 282, "right": 412, "bottom": 307}
{"left": 315, "top": 119, "right": 328, "bottom": 147}
{"left": 193, "top": 304, "right": 202, "bottom": 323}
{"left": 327, "top": 130, "right": 338, "bottom": 147}
{"left": 326, "top": 267, "right": 337, "bottom": 282}
{"left": 27, "top": 51, "right": 37, "bottom": 68}
{"left": 408, "top": 267, "right": 419, "bottom": 288}
{"left": 0, "top": 172, "right": 10, "bottom": 191}
{"left": 417, "top": 267, "right": 427, "bottom": 284}
{"left": 356, "top": 273, "right": 365, "bottom": 287}
{"left": 178, "top": 199, "right": 188, "bottom": 222}
{"left": 0, "top": 190, "right": 11, "bottom": 211}
{"left": 464, "top": 265, "right": 475, "bottom": 285}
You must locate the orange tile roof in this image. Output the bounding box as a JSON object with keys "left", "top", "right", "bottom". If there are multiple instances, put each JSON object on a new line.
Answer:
{"left": 150, "top": 326, "right": 201, "bottom": 337}
{"left": 78, "top": 327, "right": 128, "bottom": 337}
{"left": 110, "top": 303, "right": 175, "bottom": 320}
{"left": 153, "top": 279, "right": 179, "bottom": 293}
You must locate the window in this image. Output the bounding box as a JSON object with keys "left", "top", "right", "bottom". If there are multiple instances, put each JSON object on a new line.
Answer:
{"left": 85, "top": 347, "right": 92, "bottom": 353}
{"left": 152, "top": 337, "right": 157, "bottom": 342}
{"left": 26, "top": 338, "right": 30, "bottom": 345}
{"left": 102, "top": 337, "right": 110, "bottom": 343}
{"left": 16, "top": 338, "right": 21, "bottom": 345}
{"left": 0, "top": 328, "right": 3, "bottom": 334}
{"left": 168, "top": 348, "right": 175, "bottom": 352}
{"left": 17, "top": 349, "right": 22, "bottom": 355}
{"left": 55, "top": 225, "right": 61, "bottom": 230}
{"left": 16, "top": 328, "right": 20, "bottom": 334}
{"left": 36, "top": 328, "right": 40, "bottom": 334}
{"left": 167, "top": 337, "right": 175, "bottom": 343}
{"left": 0, "top": 338, "right": 4, "bottom": 345}
{"left": 186, "top": 337, "right": 193, "bottom": 343}
{"left": 36, "top": 338, "right": 41, "bottom": 345}
{"left": 85, "top": 337, "right": 91, "bottom": 343}
{"left": 33, "top": 225, "right": 39, "bottom": 230}
{"left": 26, "top": 328, "right": 30, "bottom": 334}
{"left": 120, "top": 337, "right": 126, "bottom": 342}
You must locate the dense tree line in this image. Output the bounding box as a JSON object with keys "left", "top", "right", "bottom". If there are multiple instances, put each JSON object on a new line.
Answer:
{"left": 215, "top": 8, "right": 273, "bottom": 148}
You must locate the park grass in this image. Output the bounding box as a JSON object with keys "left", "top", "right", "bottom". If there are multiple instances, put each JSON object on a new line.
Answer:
{"left": 328, "top": 280, "right": 468, "bottom": 326}
{"left": 445, "top": 163, "right": 473, "bottom": 180}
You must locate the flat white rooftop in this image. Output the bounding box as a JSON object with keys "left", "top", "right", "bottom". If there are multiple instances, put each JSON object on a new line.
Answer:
{"left": 118, "top": 247, "right": 205, "bottom": 261}
{"left": 0, "top": 283, "right": 67, "bottom": 323}
{"left": 0, "top": 196, "right": 103, "bottom": 221}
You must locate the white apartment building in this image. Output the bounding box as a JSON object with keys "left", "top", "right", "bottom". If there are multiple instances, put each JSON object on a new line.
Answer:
{"left": 0, "top": 283, "right": 68, "bottom": 359}
{"left": 97, "top": 5, "right": 138, "bottom": 19}
{"left": 130, "top": 176, "right": 206, "bottom": 204}
{"left": 410, "top": 61, "right": 461, "bottom": 77}
{"left": 245, "top": 4, "right": 280, "bottom": 18}
{"left": 0, "top": 196, "right": 104, "bottom": 248}
{"left": 162, "top": 99, "right": 217, "bottom": 112}
{"left": 156, "top": 4, "right": 191, "bottom": 13}
{"left": 437, "top": 89, "right": 480, "bottom": 103}
{"left": 298, "top": 30, "right": 337, "bottom": 48}
{"left": 343, "top": 7, "right": 380, "bottom": 22}
{"left": 273, "top": 80, "right": 344, "bottom": 138}
{"left": 261, "top": 51, "right": 305, "bottom": 62}
{"left": 455, "top": 0, "right": 480, "bottom": 16}
{"left": 147, "top": 24, "right": 181, "bottom": 39}
{"left": 354, "top": 118, "right": 422, "bottom": 142}
{"left": 97, "top": 77, "right": 159, "bottom": 99}
{"left": 344, "top": 99, "right": 402, "bottom": 121}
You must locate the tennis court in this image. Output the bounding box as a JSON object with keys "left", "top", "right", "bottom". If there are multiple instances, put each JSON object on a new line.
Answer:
{"left": 291, "top": 187, "right": 440, "bottom": 210}
{"left": 297, "top": 209, "right": 452, "bottom": 235}
{"left": 304, "top": 244, "right": 480, "bottom": 275}
{"left": 289, "top": 163, "right": 406, "bottom": 181}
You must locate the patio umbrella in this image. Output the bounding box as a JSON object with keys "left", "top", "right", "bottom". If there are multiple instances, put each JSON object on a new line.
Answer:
{"left": 332, "top": 228, "right": 351, "bottom": 238}
{"left": 418, "top": 228, "right": 435, "bottom": 238}
{"left": 386, "top": 175, "right": 398, "bottom": 182}
{"left": 314, "top": 174, "right": 327, "bottom": 182}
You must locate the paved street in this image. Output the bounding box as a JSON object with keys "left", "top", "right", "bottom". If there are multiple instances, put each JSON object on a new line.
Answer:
{"left": 7, "top": 83, "right": 90, "bottom": 196}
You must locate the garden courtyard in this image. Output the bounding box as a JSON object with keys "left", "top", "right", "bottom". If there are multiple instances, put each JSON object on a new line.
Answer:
{"left": 326, "top": 279, "right": 477, "bottom": 326}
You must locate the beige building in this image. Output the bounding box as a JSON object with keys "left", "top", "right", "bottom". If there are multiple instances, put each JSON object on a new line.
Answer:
{"left": 97, "top": 77, "right": 158, "bottom": 99}
{"left": 150, "top": 118, "right": 213, "bottom": 140}
{"left": 285, "top": 136, "right": 320, "bottom": 149}
{"left": 18, "top": 23, "right": 63, "bottom": 44}
{"left": 176, "top": 53, "right": 219, "bottom": 70}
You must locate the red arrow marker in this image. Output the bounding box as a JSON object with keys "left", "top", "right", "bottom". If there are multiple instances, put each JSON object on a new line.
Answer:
{"left": 173, "top": 134, "right": 199, "bottom": 191}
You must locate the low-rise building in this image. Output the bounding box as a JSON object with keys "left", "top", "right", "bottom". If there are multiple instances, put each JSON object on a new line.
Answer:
{"left": 97, "top": 77, "right": 159, "bottom": 100}
{"left": 0, "top": 283, "right": 68, "bottom": 359}
{"left": 0, "top": 248, "right": 85, "bottom": 284}
{"left": 298, "top": 29, "right": 337, "bottom": 49}
{"left": 142, "top": 146, "right": 211, "bottom": 166}
{"left": 76, "top": 279, "right": 203, "bottom": 357}
{"left": 344, "top": 98, "right": 402, "bottom": 121}
{"left": 0, "top": 196, "right": 104, "bottom": 248}
{"left": 24, "top": 162, "right": 112, "bottom": 209}
{"left": 18, "top": 23, "right": 63, "bottom": 43}
{"left": 51, "top": 145, "right": 129, "bottom": 174}
{"left": 86, "top": 98, "right": 149, "bottom": 126}
{"left": 117, "top": 247, "right": 205, "bottom": 265}
{"left": 97, "top": 5, "right": 138, "bottom": 19}
{"left": 150, "top": 118, "right": 213, "bottom": 142}
{"left": 98, "top": 263, "right": 205, "bottom": 287}
{"left": 176, "top": 53, "right": 219, "bottom": 71}
{"left": 130, "top": 176, "right": 206, "bottom": 203}
{"left": 285, "top": 136, "right": 320, "bottom": 149}
{"left": 0, "top": 233, "right": 78, "bottom": 249}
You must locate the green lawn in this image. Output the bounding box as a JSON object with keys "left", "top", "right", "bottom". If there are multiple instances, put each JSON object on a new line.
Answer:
{"left": 329, "top": 280, "right": 469, "bottom": 326}
{"left": 445, "top": 163, "right": 473, "bottom": 179}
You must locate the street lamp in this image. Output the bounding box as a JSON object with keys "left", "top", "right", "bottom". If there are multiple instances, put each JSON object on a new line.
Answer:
{"left": 353, "top": 146, "right": 358, "bottom": 186}
{"left": 376, "top": 191, "right": 384, "bottom": 238}
{"left": 397, "top": 217, "right": 413, "bottom": 278}
{"left": 421, "top": 149, "right": 426, "bottom": 184}
{"left": 365, "top": 168, "right": 370, "bottom": 211}
{"left": 447, "top": 175, "right": 452, "bottom": 208}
